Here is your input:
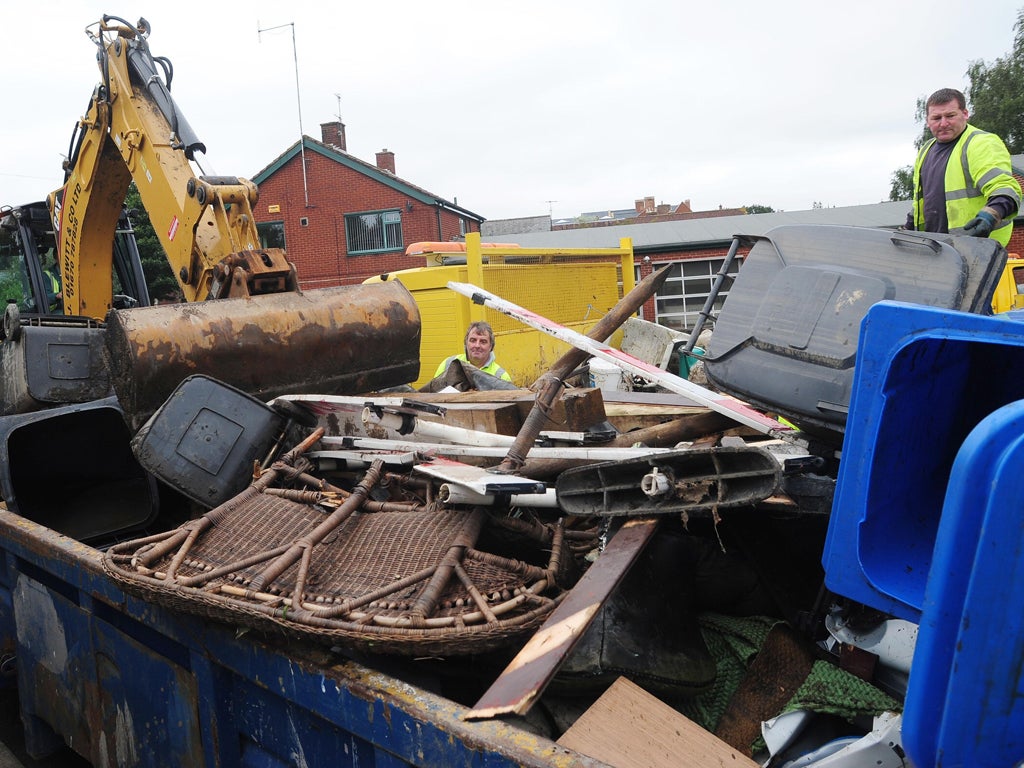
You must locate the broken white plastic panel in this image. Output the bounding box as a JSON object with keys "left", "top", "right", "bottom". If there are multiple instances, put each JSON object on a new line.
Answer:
{"left": 766, "top": 712, "right": 905, "bottom": 768}
{"left": 308, "top": 449, "right": 419, "bottom": 470}
{"left": 762, "top": 709, "right": 814, "bottom": 757}
{"left": 320, "top": 435, "right": 675, "bottom": 461}
{"left": 362, "top": 407, "right": 515, "bottom": 447}
{"left": 446, "top": 279, "right": 805, "bottom": 445}
{"left": 437, "top": 483, "right": 559, "bottom": 508}
{"left": 824, "top": 610, "right": 918, "bottom": 675}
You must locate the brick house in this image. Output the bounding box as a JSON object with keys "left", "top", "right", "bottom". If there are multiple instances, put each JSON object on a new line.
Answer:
{"left": 251, "top": 121, "right": 485, "bottom": 288}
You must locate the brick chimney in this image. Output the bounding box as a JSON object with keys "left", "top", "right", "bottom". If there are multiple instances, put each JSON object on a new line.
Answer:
{"left": 643, "top": 196, "right": 655, "bottom": 214}
{"left": 320, "top": 120, "right": 347, "bottom": 152}
{"left": 376, "top": 149, "right": 396, "bottom": 175}
{"left": 635, "top": 199, "right": 645, "bottom": 214}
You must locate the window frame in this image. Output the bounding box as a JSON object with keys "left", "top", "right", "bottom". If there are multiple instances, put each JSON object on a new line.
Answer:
{"left": 344, "top": 209, "right": 404, "bottom": 256}
{"left": 257, "top": 220, "right": 287, "bottom": 250}
{"left": 647, "top": 255, "right": 743, "bottom": 332}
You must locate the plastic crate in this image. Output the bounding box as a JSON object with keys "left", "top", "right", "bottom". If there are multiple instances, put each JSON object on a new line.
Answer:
{"left": 704, "top": 226, "right": 1006, "bottom": 442}
{"left": 822, "top": 301, "right": 1024, "bottom": 621}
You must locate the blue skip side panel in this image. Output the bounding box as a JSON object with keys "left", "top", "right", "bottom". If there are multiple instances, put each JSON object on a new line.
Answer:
{"left": 0, "top": 513, "right": 601, "bottom": 768}
{"left": 822, "top": 301, "right": 1024, "bottom": 621}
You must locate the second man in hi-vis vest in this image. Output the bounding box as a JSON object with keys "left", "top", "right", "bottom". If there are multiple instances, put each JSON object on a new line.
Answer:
{"left": 908, "top": 87, "right": 1021, "bottom": 247}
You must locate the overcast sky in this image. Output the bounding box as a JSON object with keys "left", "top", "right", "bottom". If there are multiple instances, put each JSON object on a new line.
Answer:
{"left": 3, "top": 1, "right": 1021, "bottom": 222}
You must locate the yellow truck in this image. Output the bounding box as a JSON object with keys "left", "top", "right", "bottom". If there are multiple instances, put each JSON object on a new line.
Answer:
{"left": 365, "top": 232, "right": 635, "bottom": 387}
{"left": 992, "top": 256, "right": 1024, "bottom": 313}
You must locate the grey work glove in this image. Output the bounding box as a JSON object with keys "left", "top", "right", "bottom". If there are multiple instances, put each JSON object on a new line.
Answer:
{"left": 963, "top": 207, "right": 999, "bottom": 238}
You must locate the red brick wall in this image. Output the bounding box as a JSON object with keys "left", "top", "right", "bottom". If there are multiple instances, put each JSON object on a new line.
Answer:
{"left": 1008, "top": 226, "right": 1023, "bottom": 257}
{"left": 253, "top": 152, "right": 479, "bottom": 287}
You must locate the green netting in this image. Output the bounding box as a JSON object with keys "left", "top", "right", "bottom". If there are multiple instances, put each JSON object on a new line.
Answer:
{"left": 675, "top": 613, "right": 901, "bottom": 754}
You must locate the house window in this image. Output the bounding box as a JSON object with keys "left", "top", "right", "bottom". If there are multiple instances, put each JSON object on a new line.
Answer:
{"left": 652, "top": 256, "right": 743, "bottom": 332}
{"left": 257, "top": 221, "right": 286, "bottom": 250}
{"left": 345, "top": 209, "right": 403, "bottom": 255}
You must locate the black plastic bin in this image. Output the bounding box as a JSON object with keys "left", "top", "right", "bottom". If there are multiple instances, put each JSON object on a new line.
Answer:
{"left": 0, "top": 397, "right": 158, "bottom": 542}
{"left": 131, "top": 375, "right": 286, "bottom": 508}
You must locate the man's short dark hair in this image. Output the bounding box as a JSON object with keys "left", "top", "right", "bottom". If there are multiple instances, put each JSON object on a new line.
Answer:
{"left": 927, "top": 88, "right": 966, "bottom": 110}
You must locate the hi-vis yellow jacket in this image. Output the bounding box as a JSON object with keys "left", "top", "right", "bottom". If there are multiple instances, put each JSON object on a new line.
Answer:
{"left": 434, "top": 353, "right": 512, "bottom": 382}
{"left": 912, "top": 124, "right": 1021, "bottom": 247}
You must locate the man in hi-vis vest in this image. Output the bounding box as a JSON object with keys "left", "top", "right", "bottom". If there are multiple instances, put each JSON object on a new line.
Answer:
{"left": 434, "top": 321, "right": 512, "bottom": 383}
{"left": 908, "top": 87, "right": 1021, "bottom": 247}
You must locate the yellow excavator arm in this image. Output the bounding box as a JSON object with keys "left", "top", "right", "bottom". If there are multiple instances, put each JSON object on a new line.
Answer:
{"left": 48, "top": 15, "right": 297, "bottom": 320}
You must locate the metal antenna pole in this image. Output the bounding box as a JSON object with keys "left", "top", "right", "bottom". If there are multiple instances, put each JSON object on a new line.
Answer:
{"left": 258, "top": 21, "right": 309, "bottom": 207}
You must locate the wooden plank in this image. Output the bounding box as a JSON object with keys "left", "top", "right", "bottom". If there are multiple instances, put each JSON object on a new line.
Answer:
{"left": 557, "top": 677, "right": 760, "bottom": 768}
{"left": 463, "top": 518, "right": 659, "bottom": 720}
{"left": 413, "top": 388, "right": 608, "bottom": 432}
{"left": 418, "top": 402, "right": 524, "bottom": 437}
{"left": 603, "top": 402, "right": 708, "bottom": 432}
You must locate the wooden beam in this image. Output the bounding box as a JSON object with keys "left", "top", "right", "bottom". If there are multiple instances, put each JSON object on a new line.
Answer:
{"left": 464, "top": 517, "right": 659, "bottom": 720}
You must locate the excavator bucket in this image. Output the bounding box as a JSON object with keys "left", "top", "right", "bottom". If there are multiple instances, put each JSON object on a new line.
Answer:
{"left": 104, "top": 281, "right": 421, "bottom": 429}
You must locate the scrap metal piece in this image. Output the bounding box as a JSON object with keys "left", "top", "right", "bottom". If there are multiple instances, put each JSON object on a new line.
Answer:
{"left": 555, "top": 446, "right": 782, "bottom": 517}
{"left": 413, "top": 456, "right": 546, "bottom": 496}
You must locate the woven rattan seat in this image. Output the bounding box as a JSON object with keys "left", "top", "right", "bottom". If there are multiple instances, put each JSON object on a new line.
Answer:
{"left": 104, "top": 446, "right": 566, "bottom": 656}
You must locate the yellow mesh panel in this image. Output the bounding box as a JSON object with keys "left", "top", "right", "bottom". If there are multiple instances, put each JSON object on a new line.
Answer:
{"left": 480, "top": 263, "right": 621, "bottom": 335}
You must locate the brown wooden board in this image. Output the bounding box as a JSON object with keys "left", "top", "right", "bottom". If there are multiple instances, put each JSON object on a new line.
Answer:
{"left": 415, "top": 388, "right": 608, "bottom": 432}
{"left": 418, "top": 402, "right": 524, "bottom": 436}
{"left": 464, "top": 518, "right": 659, "bottom": 720}
{"left": 557, "top": 676, "right": 760, "bottom": 768}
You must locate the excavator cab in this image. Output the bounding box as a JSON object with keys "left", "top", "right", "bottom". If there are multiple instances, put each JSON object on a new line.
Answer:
{"left": 0, "top": 201, "right": 156, "bottom": 416}
{"left": 0, "top": 202, "right": 55, "bottom": 315}
{"left": 0, "top": 201, "right": 149, "bottom": 320}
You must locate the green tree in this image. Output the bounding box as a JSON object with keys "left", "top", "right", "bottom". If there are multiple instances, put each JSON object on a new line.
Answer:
{"left": 124, "top": 183, "right": 178, "bottom": 300}
{"left": 889, "top": 166, "right": 913, "bottom": 201}
{"left": 744, "top": 204, "right": 775, "bottom": 214}
{"left": 966, "top": 7, "right": 1024, "bottom": 153}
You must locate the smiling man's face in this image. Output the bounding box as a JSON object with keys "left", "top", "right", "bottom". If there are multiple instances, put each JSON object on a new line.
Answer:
{"left": 465, "top": 328, "right": 493, "bottom": 367}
